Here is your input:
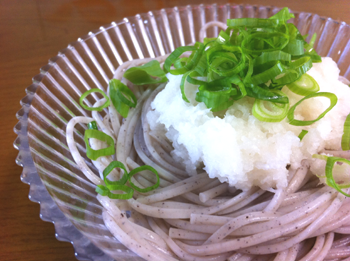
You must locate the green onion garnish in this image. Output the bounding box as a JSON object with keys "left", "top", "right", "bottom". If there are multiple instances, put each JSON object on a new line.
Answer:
{"left": 253, "top": 51, "right": 291, "bottom": 67}
{"left": 128, "top": 165, "right": 160, "bottom": 193}
{"left": 164, "top": 44, "right": 203, "bottom": 75}
{"left": 287, "top": 73, "right": 320, "bottom": 96}
{"left": 87, "top": 121, "right": 98, "bottom": 130}
{"left": 252, "top": 91, "right": 289, "bottom": 122}
{"left": 79, "top": 88, "right": 110, "bottom": 111}
{"left": 341, "top": 113, "right": 350, "bottom": 151}
{"left": 117, "top": 8, "right": 332, "bottom": 130}
{"left": 298, "top": 130, "right": 308, "bottom": 141}
{"left": 96, "top": 184, "right": 134, "bottom": 200}
{"left": 84, "top": 129, "right": 115, "bottom": 160}
{"left": 312, "top": 154, "right": 328, "bottom": 161}
{"left": 123, "top": 60, "right": 168, "bottom": 85}
{"left": 325, "top": 156, "right": 350, "bottom": 197}
{"left": 250, "top": 62, "right": 285, "bottom": 86}
{"left": 109, "top": 79, "right": 137, "bottom": 118}
{"left": 103, "top": 161, "right": 129, "bottom": 186}
{"left": 157, "top": 7, "right": 325, "bottom": 119}
{"left": 287, "top": 92, "right": 338, "bottom": 126}
{"left": 95, "top": 161, "right": 160, "bottom": 199}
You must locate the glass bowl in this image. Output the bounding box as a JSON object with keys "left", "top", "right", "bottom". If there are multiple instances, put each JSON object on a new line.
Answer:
{"left": 13, "top": 4, "right": 350, "bottom": 261}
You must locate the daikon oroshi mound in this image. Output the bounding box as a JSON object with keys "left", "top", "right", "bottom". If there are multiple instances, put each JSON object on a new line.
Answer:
{"left": 147, "top": 57, "right": 350, "bottom": 190}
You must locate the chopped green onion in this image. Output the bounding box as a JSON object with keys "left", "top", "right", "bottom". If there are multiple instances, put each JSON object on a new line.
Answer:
{"left": 128, "top": 165, "right": 160, "bottom": 193}
{"left": 216, "top": 31, "right": 230, "bottom": 45}
{"left": 287, "top": 73, "right": 320, "bottom": 96}
{"left": 186, "top": 71, "right": 207, "bottom": 86}
{"left": 84, "top": 129, "right": 115, "bottom": 160}
{"left": 341, "top": 113, "right": 350, "bottom": 151}
{"left": 282, "top": 39, "right": 305, "bottom": 55}
{"left": 109, "top": 79, "right": 137, "bottom": 118}
{"left": 96, "top": 184, "right": 134, "bottom": 199}
{"left": 195, "top": 84, "right": 235, "bottom": 112}
{"left": 96, "top": 161, "right": 160, "bottom": 199}
{"left": 289, "top": 56, "right": 313, "bottom": 76}
{"left": 103, "top": 161, "right": 129, "bottom": 186}
{"left": 250, "top": 62, "right": 285, "bottom": 85}
{"left": 299, "top": 38, "right": 322, "bottom": 63}
{"left": 206, "top": 45, "right": 245, "bottom": 77}
{"left": 252, "top": 91, "right": 289, "bottom": 122}
{"left": 87, "top": 121, "right": 98, "bottom": 130}
{"left": 194, "top": 53, "right": 208, "bottom": 76}
{"left": 121, "top": 7, "right": 327, "bottom": 124}
{"left": 325, "top": 157, "right": 350, "bottom": 197}
{"left": 245, "top": 85, "right": 289, "bottom": 104}
{"left": 241, "top": 32, "right": 289, "bottom": 55}
{"left": 123, "top": 60, "right": 168, "bottom": 85}
{"left": 287, "top": 92, "right": 337, "bottom": 126}
{"left": 269, "top": 7, "right": 294, "bottom": 21}
{"left": 164, "top": 43, "right": 204, "bottom": 75}
{"left": 270, "top": 69, "right": 300, "bottom": 88}
{"left": 227, "top": 18, "right": 280, "bottom": 28}
{"left": 312, "top": 154, "right": 328, "bottom": 161}
{"left": 254, "top": 51, "right": 291, "bottom": 66}
{"left": 298, "top": 130, "right": 308, "bottom": 140}
{"left": 79, "top": 88, "right": 110, "bottom": 111}
{"left": 309, "top": 33, "right": 317, "bottom": 49}
{"left": 180, "top": 70, "right": 194, "bottom": 103}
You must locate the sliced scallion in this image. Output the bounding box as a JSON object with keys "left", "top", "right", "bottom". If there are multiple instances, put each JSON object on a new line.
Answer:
{"left": 254, "top": 51, "right": 291, "bottom": 66}
{"left": 79, "top": 88, "right": 110, "bottom": 111}
{"left": 195, "top": 85, "right": 235, "bottom": 112}
{"left": 325, "top": 156, "right": 350, "bottom": 197}
{"left": 252, "top": 91, "right": 289, "bottom": 122}
{"left": 287, "top": 73, "right": 320, "bottom": 96}
{"left": 164, "top": 43, "right": 203, "bottom": 75}
{"left": 298, "top": 130, "right": 308, "bottom": 141}
{"left": 87, "top": 121, "right": 98, "bottom": 130}
{"left": 123, "top": 60, "right": 168, "bottom": 85}
{"left": 109, "top": 79, "right": 137, "bottom": 118}
{"left": 84, "top": 129, "right": 115, "bottom": 160}
{"left": 103, "top": 161, "right": 129, "bottom": 186}
{"left": 287, "top": 92, "right": 337, "bottom": 126}
{"left": 245, "top": 85, "right": 289, "bottom": 104}
{"left": 128, "top": 165, "right": 160, "bottom": 193}
{"left": 227, "top": 18, "right": 280, "bottom": 28}
{"left": 341, "top": 113, "right": 350, "bottom": 151}
{"left": 96, "top": 184, "right": 134, "bottom": 199}
{"left": 250, "top": 62, "right": 285, "bottom": 85}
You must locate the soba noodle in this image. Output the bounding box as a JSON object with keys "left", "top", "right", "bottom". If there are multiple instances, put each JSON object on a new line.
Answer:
{"left": 66, "top": 22, "right": 350, "bottom": 260}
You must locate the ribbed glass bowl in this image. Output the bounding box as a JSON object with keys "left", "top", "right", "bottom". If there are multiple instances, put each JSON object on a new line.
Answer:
{"left": 13, "top": 4, "right": 350, "bottom": 261}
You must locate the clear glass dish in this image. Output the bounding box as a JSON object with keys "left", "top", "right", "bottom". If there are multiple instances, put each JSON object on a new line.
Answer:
{"left": 13, "top": 4, "right": 350, "bottom": 261}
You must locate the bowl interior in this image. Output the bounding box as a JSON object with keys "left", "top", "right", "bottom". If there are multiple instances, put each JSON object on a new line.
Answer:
{"left": 21, "top": 4, "right": 350, "bottom": 260}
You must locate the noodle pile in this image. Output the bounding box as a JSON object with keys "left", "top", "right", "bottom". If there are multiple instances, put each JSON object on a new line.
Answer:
{"left": 66, "top": 24, "right": 350, "bottom": 261}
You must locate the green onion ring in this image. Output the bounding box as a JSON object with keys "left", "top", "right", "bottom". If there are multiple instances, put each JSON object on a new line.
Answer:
{"left": 103, "top": 161, "right": 129, "bottom": 186}
{"left": 109, "top": 79, "right": 137, "bottom": 118}
{"left": 128, "top": 165, "right": 160, "bottom": 193}
{"left": 286, "top": 73, "right": 320, "bottom": 96}
{"left": 341, "top": 113, "right": 350, "bottom": 151}
{"left": 298, "top": 130, "right": 309, "bottom": 141}
{"left": 79, "top": 88, "right": 110, "bottom": 111}
{"left": 87, "top": 121, "right": 98, "bottom": 130}
{"left": 84, "top": 129, "right": 115, "bottom": 160}
{"left": 96, "top": 184, "right": 134, "bottom": 199}
{"left": 287, "top": 92, "right": 338, "bottom": 126}
{"left": 252, "top": 91, "right": 289, "bottom": 122}
{"left": 325, "top": 157, "right": 350, "bottom": 197}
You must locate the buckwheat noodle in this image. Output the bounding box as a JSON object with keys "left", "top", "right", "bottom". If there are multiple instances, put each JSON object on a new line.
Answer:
{"left": 67, "top": 22, "right": 350, "bottom": 261}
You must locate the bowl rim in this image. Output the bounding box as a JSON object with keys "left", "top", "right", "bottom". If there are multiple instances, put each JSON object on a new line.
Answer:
{"left": 14, "top": 3, "right": 350, "bottom": 261}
